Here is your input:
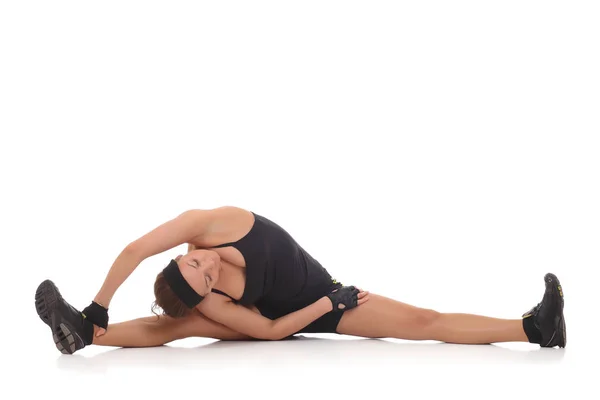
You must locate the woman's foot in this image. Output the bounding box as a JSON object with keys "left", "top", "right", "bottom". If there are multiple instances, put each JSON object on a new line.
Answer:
{"left": 522, "top": 273, "right": 566, "bottom": 348}
{"left": 35, "top": 279, "right": 94, "bottom": 354}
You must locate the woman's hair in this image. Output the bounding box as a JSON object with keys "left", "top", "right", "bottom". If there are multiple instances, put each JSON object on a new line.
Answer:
{"left": 151, "top": 270, "right": 194, "bottom": 318}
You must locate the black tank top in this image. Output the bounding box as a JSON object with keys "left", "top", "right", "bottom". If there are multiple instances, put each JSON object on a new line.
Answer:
{"left": 209, "top": 212, "right": 335, "bottom": 310}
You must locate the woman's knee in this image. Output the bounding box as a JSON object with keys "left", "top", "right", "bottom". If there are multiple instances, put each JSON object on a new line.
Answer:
{"left": 412, "top": 308, "right": 441, "bottom": 329}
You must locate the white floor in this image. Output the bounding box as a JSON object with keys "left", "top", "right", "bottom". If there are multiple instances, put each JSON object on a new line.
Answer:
{"left": 13, "top": 331, "right": 588, "bottom": 400}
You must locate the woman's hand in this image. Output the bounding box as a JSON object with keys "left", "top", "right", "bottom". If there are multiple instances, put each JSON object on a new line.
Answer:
{"left": 82, "top": 301, "right": 109, "bottom": 337}
{"left": 326, "top": 285, "right": 370, "bottom": 311}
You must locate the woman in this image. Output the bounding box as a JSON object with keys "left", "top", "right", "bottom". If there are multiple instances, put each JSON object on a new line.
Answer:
{"left": 35, "top": 206, "right": 566, "bottom": 355}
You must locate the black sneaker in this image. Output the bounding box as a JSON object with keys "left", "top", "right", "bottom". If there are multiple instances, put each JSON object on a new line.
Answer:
{"left": 522, "top": 273, "right": 566, "bottom": 348}
{"left": 35, "top": 279, "right": 92, "bottom": 354}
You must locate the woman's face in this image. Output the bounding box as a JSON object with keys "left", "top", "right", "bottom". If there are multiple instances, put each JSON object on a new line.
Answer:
{"left": 177, "top": 249, "right": 222, "bottom": 296}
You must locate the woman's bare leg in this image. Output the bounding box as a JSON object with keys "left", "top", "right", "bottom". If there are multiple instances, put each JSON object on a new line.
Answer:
{"left": 336, "top": 294, "right": 527, "bottom": 344}
{"left": 338, "top": 273, "right": 565, "bottom": 347}
{"left": 93, "top": 312, "right": 250, "bottom": 348}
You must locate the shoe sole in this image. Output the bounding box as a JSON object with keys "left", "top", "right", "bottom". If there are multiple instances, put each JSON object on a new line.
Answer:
{"left": 51, "top": 316, "right": 81, "bottom": 354}
{"left": 35, "top": 280, "right": 84, "bottom": 354}
{"left": 35, "top": 279, "right": 60, "bottom": 326}
{"left": 543, "top": 273, "right": 566, "bottom": 348}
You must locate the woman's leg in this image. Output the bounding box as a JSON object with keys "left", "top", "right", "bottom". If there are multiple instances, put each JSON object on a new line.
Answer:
{"left": 336, "top": 294, "right": 527, "bottom": 344}
{"left": 336, "top": 273, "right": 565, "bottom": 347}
{"left": 36, "top": 277, "right": 255, "bottom": 354}
{"left": 93, "top": 311, "right": 250, "bottom": 348}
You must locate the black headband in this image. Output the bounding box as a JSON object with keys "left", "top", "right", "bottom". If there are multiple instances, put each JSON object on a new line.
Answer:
{"left": 162, "top": 259, "right": 204, "bottom": 308}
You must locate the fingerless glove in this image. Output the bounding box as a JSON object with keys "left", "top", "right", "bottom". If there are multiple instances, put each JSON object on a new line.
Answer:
{"left": 327, "top": 285, "right": 359, "bottom": 311}
{"left": 82, "top": 301, "right": 109, "bottom": 329}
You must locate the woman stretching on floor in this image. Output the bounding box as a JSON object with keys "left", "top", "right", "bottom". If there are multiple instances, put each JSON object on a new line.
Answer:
{"left": 34, "top": 206, "right": 566, "bottom": 355}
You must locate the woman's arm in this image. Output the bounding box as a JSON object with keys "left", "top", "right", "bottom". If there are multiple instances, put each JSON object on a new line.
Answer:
{"left": 197, "top": 287, "right": 368, "bottom": 340}
{"left": 93, "top": 209, "right": 214, "bottom": 307}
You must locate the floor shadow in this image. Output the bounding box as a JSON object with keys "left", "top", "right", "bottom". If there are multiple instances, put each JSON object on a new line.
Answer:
{"left": 55, "top": 335, "right": 566, "bottom": 373}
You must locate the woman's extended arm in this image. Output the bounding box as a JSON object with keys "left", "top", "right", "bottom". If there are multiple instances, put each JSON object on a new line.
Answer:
{"left": 92, "top": 247, "right": 144, "bottom": 307}
{"left": 93, "top": 209, "right": 213, "bottom": 308}
{"left": 198, "top": 287, "right": 369, "bottom": 340}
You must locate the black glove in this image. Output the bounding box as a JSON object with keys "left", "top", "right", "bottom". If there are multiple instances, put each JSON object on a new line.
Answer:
{"left": 82, "top": 301, "right": 109, "bottom": 329}
{"left": 326, "top": 285, "right": 359, "bottom": 311}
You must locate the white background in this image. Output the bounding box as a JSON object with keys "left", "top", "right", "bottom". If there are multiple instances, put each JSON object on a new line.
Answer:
{"left": 1, "top": 1, "right": 598, "bottom": 399}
